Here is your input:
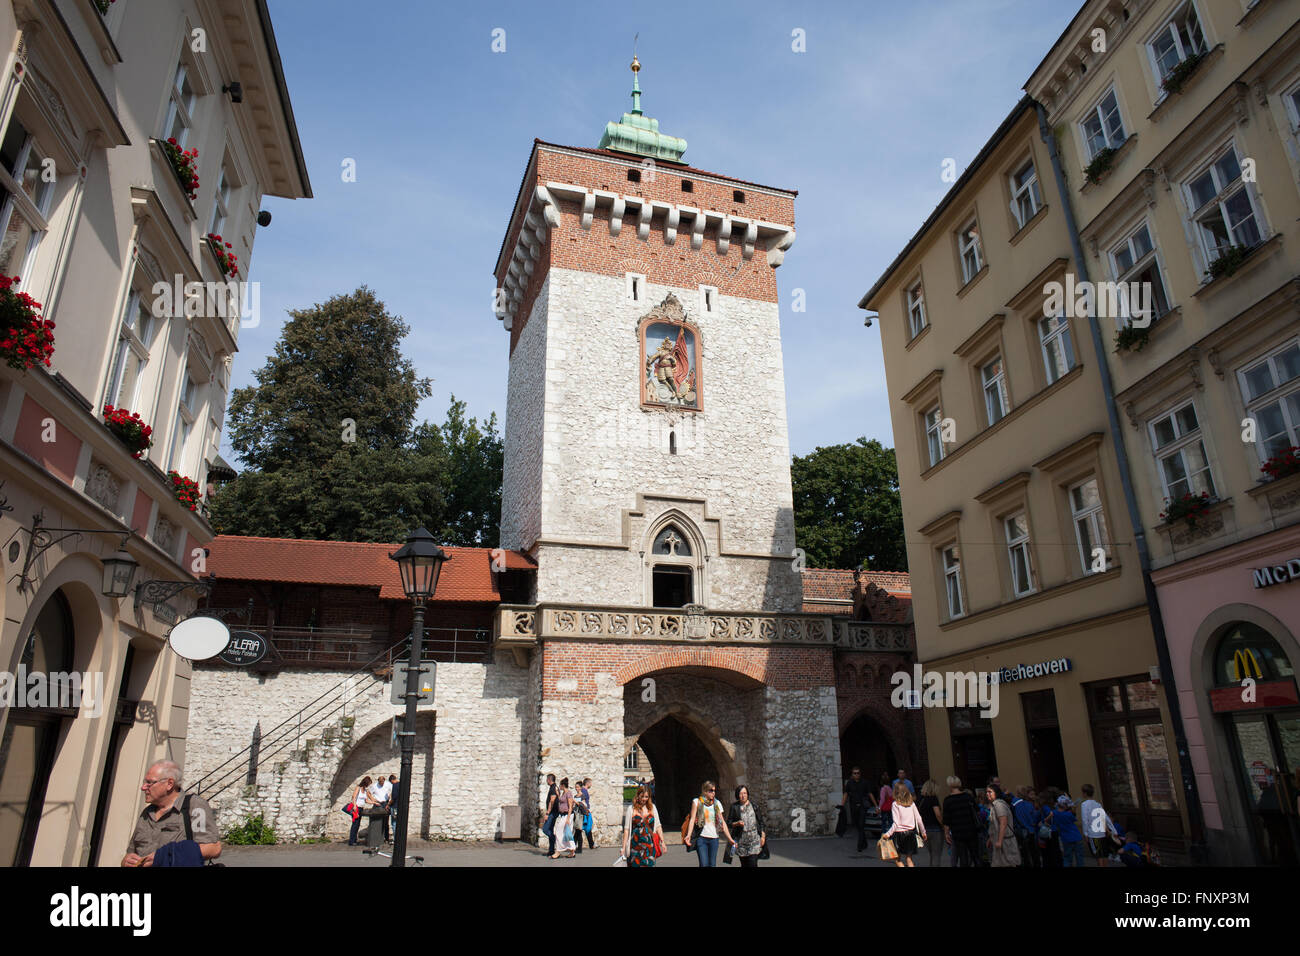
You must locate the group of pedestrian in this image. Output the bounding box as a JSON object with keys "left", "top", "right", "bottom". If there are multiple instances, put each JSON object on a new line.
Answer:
{"left": 540, "top": 773, "right": 595, "bottom": 859}
{"left": 847, "top": 769, "right": 1153, "bottom": 869}
{"left": 620, "top": 779, "right": 768, "bottom": 867}
{"left": 345, "top": 773, "right": 399, "bottom": 846}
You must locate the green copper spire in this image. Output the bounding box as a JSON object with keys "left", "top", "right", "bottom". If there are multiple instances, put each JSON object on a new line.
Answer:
{"left": 598, "top": 52, "right": 687, "bottom": 162}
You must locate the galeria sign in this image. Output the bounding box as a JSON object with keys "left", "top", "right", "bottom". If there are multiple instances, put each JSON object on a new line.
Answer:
{"left": 1252, "top": 558, "right": 1300, "bottom": 589}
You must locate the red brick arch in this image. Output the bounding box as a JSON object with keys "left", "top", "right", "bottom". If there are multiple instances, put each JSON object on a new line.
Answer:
{"left": 615, "top": 647, "right": 767, "bottom": 687}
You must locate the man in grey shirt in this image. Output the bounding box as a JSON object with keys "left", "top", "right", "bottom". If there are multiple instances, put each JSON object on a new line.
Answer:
{"left": 121, "top": 760, "right": 221, "bottom": 866}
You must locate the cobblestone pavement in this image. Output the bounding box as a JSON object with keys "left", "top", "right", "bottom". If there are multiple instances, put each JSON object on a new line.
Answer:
{"left": 219, "top": 835, "right": 945, "bottom": 867}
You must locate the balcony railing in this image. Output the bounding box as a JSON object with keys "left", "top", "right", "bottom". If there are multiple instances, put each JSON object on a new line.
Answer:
{"left": 196, "top": 624, "right": 491, "bottom": 669}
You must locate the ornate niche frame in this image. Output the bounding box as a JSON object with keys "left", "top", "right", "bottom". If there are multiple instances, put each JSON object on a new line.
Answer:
{"left": 639, "top": 294, "right": 702, "bottom": 413}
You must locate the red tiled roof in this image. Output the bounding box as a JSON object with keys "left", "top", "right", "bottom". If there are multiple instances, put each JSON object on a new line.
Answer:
{"left": 800, "top": 568, "right": 911, "bottom": 620}
{"left": 205, "top": 535, "right": 535, "bottom": 602}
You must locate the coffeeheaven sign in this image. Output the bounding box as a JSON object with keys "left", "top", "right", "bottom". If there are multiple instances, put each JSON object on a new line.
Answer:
{"left": 1252, "top": 558, "right": 1300, "bottom": 589}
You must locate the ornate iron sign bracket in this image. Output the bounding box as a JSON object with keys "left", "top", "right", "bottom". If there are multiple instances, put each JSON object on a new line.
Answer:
{"left": 134, "top": 575, "right": 217, "bottom": 612}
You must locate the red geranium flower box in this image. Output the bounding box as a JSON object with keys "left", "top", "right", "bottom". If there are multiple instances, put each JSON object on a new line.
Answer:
{"left": 103, "top": 404, "right": 153, "bottom": 459}
{"left": 1159, "top": 491, "right": 1215, "bottom": 528}
{"left": 1261, "top": 447, "right": 1300, "bottom": 483}
{"left": 167, "top": 470, "right": 201, "bottom": 511}
{"left": 161, "top": 138, "right": 200, "bottom": 201}
{"left": 206, "top": 233, "right": 239, "bottom": 279}
{"left": 0, "top": 275, "right": 54, "bottom": 371}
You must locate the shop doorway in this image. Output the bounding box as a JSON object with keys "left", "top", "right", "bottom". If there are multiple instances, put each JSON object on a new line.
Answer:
{"left": 950, "top": 706, "right": 997, "bottom": 790}
{"left": 1023, "top": 689, "right": 1069, "bottom": 793}
{"left": 1210, "top": 622, "right": 1299, "bottom": 866}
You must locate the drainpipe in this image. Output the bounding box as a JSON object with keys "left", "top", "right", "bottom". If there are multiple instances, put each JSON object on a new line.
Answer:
{"left": 1034, "top": 100, "right": 1208, "bottom": 863}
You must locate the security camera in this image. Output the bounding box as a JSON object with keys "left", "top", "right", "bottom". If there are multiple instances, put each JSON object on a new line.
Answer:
{"left": 257, "top": 210, "right": 272, "bottom": 227}
{"left": 863, "top": 313, "right": 876, "bottom": 328}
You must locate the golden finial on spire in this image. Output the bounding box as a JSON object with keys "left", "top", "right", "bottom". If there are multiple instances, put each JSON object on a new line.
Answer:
{"left": 631, "top": 33, "right": 640, "bottom": 72}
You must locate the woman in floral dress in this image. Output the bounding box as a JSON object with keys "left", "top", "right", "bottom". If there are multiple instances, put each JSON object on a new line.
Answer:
{"left": 622, "top": 785, "right": 662, "bottom": 867}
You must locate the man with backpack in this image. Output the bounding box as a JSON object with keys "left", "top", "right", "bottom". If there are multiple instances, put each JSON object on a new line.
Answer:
{"left": 121, "top": 761, "right": 221, "bottom": 867}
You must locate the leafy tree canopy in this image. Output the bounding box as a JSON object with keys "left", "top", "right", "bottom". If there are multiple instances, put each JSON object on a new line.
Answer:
{"left": 791, "top": 438, "right": 907, "bottom": 572}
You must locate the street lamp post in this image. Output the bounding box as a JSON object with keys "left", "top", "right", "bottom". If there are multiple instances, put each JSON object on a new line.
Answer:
{"left": 388, "top": 527, "right": 448, "bottom": 867}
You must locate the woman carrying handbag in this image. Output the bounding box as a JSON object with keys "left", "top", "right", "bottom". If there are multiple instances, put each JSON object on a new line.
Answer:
{"left": 684, "top": 780, "right": 736, "bottom": 867}
{"left": 725, "top": 785, "right": 767, "bottom": 867}
{"left": 622, "top": 785, "right": 663, "bottom": 868}
{"left": 881, "top": 783, "right": 926, "bottom": 868}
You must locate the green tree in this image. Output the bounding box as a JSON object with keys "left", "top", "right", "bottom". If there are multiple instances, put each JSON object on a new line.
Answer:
{"left": 791, "top": 438, "right": 907, "bottom": 571}
{"left": 412, "top": 396, "right": 503, "bottom": 546}
{"left": 226, "top": 286, "right": 430, "bottom": 472}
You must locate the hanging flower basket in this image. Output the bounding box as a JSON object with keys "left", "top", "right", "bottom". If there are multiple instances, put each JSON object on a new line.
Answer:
{"left": 0, "top": 275, "right": 55, "bottom": 371}
{"left": 1205, "top": 245, "right": 1254, "bottom": 281}
{"left": 1261, "top": 447, "right": 1300, "bottom": 483}
{"left": 1114, "top": 324, "right": 1150, "bottom": 353}
{"left": 1160, "top": 53, "right": 1205, "bottom": 96}
{"left": 1084, "top": 146, "right": 1117, "bottom": 186}
{"left": 1159, "top": 491, "right": 1214, "bottom": 528}
{"left": 103, "top": 405, "right": 153, "bottom": 459}
{"left": 167, "top": 470, "right": 201, "bottom": 511}
{"left": 206, "top": 233, "right": 239, "bottom": 278}
{"left": 161, "top": 138, "right": 200, "bottom": 201}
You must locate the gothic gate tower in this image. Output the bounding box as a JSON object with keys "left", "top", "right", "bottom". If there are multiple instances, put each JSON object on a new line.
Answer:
{"left": 493, "top": 58, "right": 840, "bottom": 838}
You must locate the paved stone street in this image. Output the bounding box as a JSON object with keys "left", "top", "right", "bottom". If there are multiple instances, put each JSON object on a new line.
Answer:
{"left": 220, "top": 835, "right": 933, "bottom": 867}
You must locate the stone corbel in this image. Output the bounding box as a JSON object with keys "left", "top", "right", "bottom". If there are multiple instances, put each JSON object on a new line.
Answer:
{"left": 1231, "top": 81, "right": 1251, "bottom": 126}
{"left": 580, "top": 191, "right": 595, "bottom": 230}
{"left": 1252, "top": 80, "right": 1268, "bottom": 109}
{"left": 1088, "top": 236, "right": 1099, "bottom": 259}
{"left": 609, "top": 195, "right": 626, "bottom": 236}
{"left": 716, "top": 216, "right": 732, "bottom": 255}
{"left": 535, "top": 185, "right": 559, "bottom": 229}
{"left": 741, "top": 220, "right": 758, "bottom": 260}
{"left": 636, "top": 199, "right": 653, "bottom": 241}
{"left": 1206, "top": 347, "right": 1224, "bottom": 379}
{"left": 687, "top": 208, "right": 705, "bottom": 250}
{"left": 664, "top": 206, "right": 680, "bottom": 245}
{"left": 1188, "top": 346, "right": 1202, "bottom": 391}
{"left": 767, "top": 229, "right": 796, "bottom": 268}
{"left": 1141, "top": 168, "right": 1157, "bottom": 208}
{"left": 1125, "top": 402, "right": 1140, "bottom": 430}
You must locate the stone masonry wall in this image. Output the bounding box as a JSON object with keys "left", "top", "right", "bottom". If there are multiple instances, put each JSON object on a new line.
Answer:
{"left": 500, "top": 274, "right": 548, "bottom": 557}
{"left": 187, "top": 654, "right": 527, "bottom": 842}
{"left": 527, "top": 267, "right": 799, "bottom": 612}
{"left": 761, "top": 686, "right": 842, "bottom": 836}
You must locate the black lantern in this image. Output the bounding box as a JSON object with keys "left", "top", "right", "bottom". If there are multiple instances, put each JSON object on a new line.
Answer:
{"left": 102, "top": 549, "right": 139, "bottom": 598}
{"left": 390, "top": 527, "right": 448, "bottom": 601}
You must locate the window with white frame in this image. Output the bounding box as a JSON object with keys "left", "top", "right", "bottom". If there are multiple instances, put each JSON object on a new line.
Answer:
{"left": 1109, "top": 222, "right": 1170, "bottom": 327}
{"left": 1238, "top": 339, "right": 1300, "bottom": 462}
{"left": 1148, "top": 1, "right": 1207, "bottom": 88}
{"left": 1150, "top": 401, "right": 1216, "bottom": 501}
{"left": 626, "top": 272, "right": 645, "bottom": 303}
{"left": 0, "top": 118, "right": 55, "bottom": 281}
{"left": 942, "top": 545, "right": 964, "bottom": 618}
{"left": 1070, "top": 477, "right": 1110, "bottom": 574}
{"left": 1039, "top": 313, "right": 1076, "bottom": 385}
{"left": 924, "top": 406, "right": 945, "bottom": 467}
{"left": 906, "top": 282, "right": 926, "bottom": 338}
{"left": 1010, "top": 160, "right": 1042, "bottom": 229}
{"left": 163, "top": 62, "right": 197, "bottom": 146}
{"left": 1081, "top": 88, "right": 1126, "bottom": 160}
{"left": 1004, "top": 512, "right": 1034, "bottom": 597}
{"left": 209, "top": 163, "right": 231, "bottom": 236}
{"left": 981, "top": 355, "right": 1009, "bottom": 426}
{"left": 958, "top": 221, "right": 982, "bottom": 283}
{"left": 699, "top": 285, "right": 717, "bottom": 315}
{"left": 169, "top": 367, "right": 198, "bottom": 472}
{"left": 1284, "top": 82, "right": 1300, "bottom": 139}
{"left": 104, "top": 290, "right": 161, "bottom": 412}
{"left": 1184, "top": 144, "right": 1264, "bottom": 267}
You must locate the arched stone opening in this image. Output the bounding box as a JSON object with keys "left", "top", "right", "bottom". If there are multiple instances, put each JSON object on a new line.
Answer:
{"left": 839, "top": 707, "right": 898, "bottom": 790}
{"left": 622, "top": 665, "right": 762, "bottom": 831}
{"left": 326, "top": 713, "right": 435, "bottom": 841}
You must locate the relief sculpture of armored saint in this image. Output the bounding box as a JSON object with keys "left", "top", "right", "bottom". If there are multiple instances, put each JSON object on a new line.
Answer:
{"left": 640, "top": 294, "right": 700, "bottom": 410}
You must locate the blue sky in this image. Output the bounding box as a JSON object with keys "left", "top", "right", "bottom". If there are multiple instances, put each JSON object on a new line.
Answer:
{"left": 239, "top": 0, "right": 1083, "bottom": 462}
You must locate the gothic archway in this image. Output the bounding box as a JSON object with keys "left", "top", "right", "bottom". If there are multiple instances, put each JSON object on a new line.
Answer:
{"left": 839, "top": 708, "right": 898, "bottom": 792}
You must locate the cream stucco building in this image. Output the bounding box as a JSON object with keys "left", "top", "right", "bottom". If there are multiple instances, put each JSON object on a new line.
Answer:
{"left": 0, "top": 0, "right": 308, "bottom": 866}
